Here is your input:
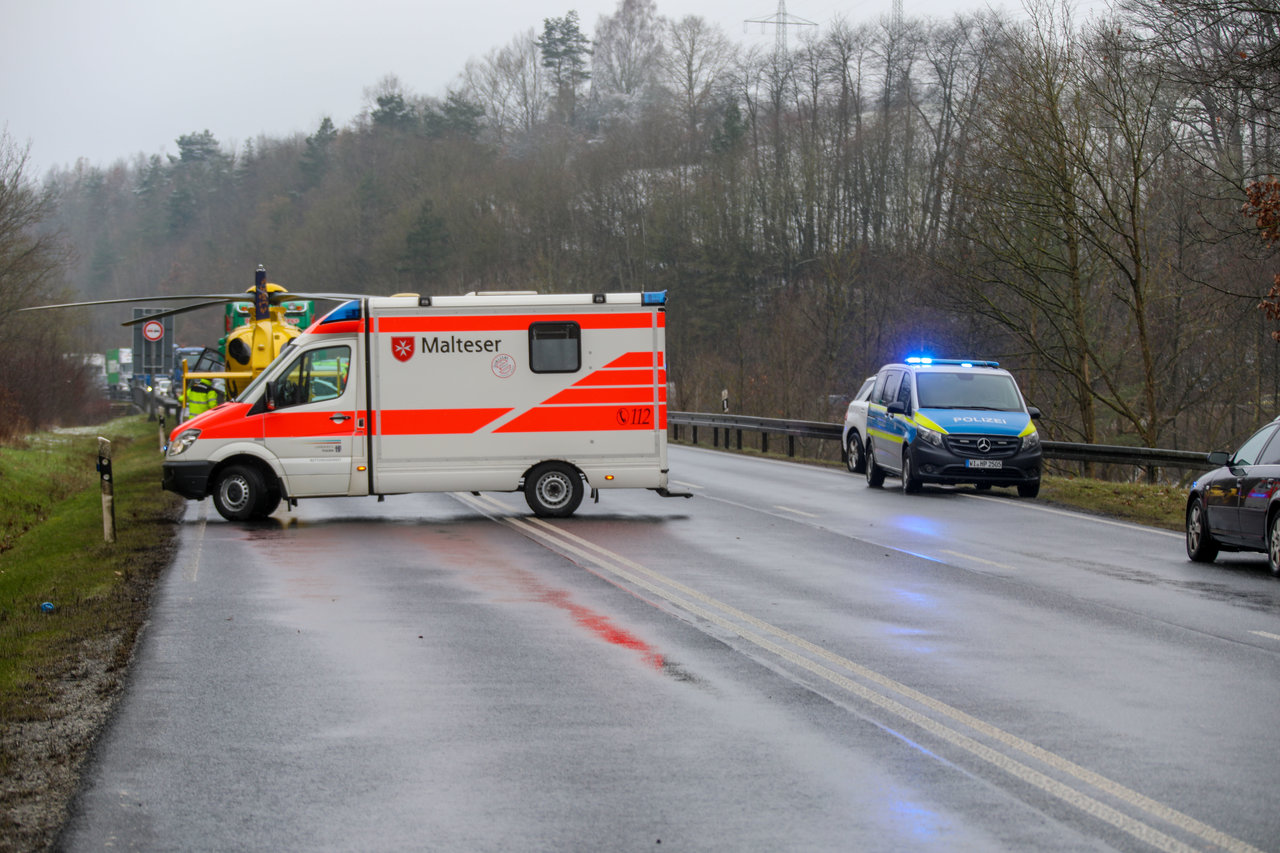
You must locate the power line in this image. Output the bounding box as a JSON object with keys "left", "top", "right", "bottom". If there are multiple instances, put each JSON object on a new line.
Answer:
{"left": 745, "top": 0, "right": 818, "bottom": 55}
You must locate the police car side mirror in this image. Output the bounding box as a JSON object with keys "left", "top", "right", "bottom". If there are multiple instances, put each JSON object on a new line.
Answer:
{"left": 1028, "top": 406, "right": 1041, "bottom": 419}
{"left": 887, "top": 401, "right": 907, "bottom": 415}
{"left": 1207, "top": 450, "right": 1229, "bottom": 467}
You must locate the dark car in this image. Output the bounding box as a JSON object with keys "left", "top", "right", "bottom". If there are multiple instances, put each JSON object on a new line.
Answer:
{"left": 1185, "top": 416, "right": 1280, "bottom": 575}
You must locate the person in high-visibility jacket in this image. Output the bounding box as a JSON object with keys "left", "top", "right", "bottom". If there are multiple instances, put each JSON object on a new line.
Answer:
{"left": 184, "top": 380, "right": 216, "bottom": 417}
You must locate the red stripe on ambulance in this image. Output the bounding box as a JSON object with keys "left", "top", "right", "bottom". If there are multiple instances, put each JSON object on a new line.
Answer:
{"left": 380, "top": 408, "right": 511, "bottom": 435}
{"left": 495, "top": 405, "right": 658, "bottom": 433}
{"left": 375, "top": 313, "right": 662, "bottom": 333}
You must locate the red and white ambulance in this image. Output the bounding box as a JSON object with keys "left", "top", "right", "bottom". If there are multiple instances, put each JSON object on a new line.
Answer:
{"left": 162, "top": 291, "right": 679, "bottom": 520}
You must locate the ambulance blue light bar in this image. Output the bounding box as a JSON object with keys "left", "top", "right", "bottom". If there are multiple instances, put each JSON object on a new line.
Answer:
{"left": 642, "top": 290, "right": 668, "bottom": 306}
{"left": 321, "top": 300, "right": 362, "bottom": 324}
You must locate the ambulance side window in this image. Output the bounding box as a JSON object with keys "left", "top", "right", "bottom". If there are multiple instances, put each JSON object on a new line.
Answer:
{"left": 270, "top": 345, "right": 351, "bottom": 409}
{"left": 529, "top": 322, "right": 580, "bottom": 373}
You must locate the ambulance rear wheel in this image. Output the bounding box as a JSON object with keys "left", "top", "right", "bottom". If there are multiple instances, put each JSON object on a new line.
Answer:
{"left": 525, "top": 462, "right": 584, "bottom": 518}
{"left": 212, "top": 464, "right": 269, "bottom": 522}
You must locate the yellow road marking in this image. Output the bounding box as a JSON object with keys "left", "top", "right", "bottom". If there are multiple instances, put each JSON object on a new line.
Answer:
{"left": 459, "top": 493, "right": 1261, "bottom": 853}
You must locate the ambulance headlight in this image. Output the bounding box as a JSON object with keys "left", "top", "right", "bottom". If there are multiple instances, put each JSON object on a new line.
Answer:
{"left": 1022, "top": 431, "right": 1041, "bottom": 452}
{"left": 168, "top": 428, "right": 201, "bottom": 457}
{"left": 916, "top": 426, "right": 944, "bottom": 447}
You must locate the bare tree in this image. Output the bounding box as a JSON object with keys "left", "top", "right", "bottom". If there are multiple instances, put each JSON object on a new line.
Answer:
{"left": 592, "top": 0, "right": 665, "bottom": 102}
{"left": 658, "top": 15, "right": 735, "bottom": 145}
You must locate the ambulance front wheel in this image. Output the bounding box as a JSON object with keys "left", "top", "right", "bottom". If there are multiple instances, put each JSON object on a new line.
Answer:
{"left": 524, "top": 462, "right": 584, "bottom": 518}
{"left": 211, "top": 463, "right": 275, "bottom": 522}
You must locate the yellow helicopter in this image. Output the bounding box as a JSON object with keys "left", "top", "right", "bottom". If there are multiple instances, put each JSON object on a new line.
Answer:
{"left": 24, "top": 266, "right": 355, "bottom": 408}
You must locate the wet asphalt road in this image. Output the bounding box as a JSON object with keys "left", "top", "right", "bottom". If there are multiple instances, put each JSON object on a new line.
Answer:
{"left": 61, "top": 446, "right": 1280, "bottom": 852}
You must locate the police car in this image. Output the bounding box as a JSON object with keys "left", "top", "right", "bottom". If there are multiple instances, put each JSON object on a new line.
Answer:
{"left": 863, "top": 358, "right": 1042, "bottom": 497}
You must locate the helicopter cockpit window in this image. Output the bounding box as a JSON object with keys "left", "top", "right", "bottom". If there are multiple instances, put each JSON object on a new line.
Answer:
{"left": 269, "top": 346, "right": 351, "bottom": 409}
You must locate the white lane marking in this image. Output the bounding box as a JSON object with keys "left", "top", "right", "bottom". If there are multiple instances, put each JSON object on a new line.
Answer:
{"left": 959, "top": 491, "right": 1183, "bottom": 538}
{"left": 1249, "top": 631, "right": 1280, "bottom": 642}
{"left": 184, "top": 501, "right": 208, "bottom": 583}
{"left": 774, "top": 505, "right": 818, "bottom": 518}
{"left": 671, "top": 479, "right": 704, "bottom": 490}
{"left": 941, "top": 549, "right": 1019, "bottom": 571}
{"left": 458, "top": 493, "right": 1260, "bottom": 853}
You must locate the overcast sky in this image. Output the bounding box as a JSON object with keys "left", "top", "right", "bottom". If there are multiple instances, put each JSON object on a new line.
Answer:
{"left": 2, "top": 0, "right": 1075, "bottom": 176}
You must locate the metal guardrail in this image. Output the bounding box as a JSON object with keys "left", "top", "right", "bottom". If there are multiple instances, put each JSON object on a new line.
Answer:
{"left": 668, "top": 411, "right": 1216, "bottom": 471}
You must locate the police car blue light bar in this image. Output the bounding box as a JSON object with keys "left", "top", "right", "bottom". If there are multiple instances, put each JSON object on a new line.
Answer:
{"left": 906, "top": 357, "right": 1000, "bottom": 368}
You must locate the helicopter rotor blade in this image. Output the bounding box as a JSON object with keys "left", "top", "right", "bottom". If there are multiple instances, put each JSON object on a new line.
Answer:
{"left": 20, "top": 293, "right": 267, "bottom": 312}
{"left": 119, "top": 300, "right": 234, "bottom": 325}
{"left": 267, "top": 292, "right": 366, "bottom": 304}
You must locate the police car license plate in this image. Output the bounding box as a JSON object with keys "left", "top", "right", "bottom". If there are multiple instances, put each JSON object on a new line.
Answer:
{"left": 966, "top": 459, "right": 1003, "bottom": 469}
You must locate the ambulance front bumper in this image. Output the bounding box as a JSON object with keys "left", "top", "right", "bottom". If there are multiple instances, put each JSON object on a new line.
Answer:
{"left": 162, "top": 460, "right": 215, "bottom": 500}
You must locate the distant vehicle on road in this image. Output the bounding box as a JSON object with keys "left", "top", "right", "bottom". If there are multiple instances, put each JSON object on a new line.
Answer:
{"left": 1185, "top": 415, "right": 1280, "bottom": 575}
{"left": 841, "top": 376, "right": 875, "bottom": 474}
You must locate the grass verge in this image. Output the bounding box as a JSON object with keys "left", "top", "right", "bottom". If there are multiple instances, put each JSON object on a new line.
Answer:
{"left": 0, "top": 415, "right": 183, "bottom": 852}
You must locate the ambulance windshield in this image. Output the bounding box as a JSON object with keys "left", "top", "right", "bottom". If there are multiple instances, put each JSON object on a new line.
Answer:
{"left": 234, "top": 342, "right": 297, "bottom": 403}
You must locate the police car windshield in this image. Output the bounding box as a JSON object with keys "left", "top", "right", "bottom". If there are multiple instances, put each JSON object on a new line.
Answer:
{"left": 915, "top": 372, "right": 1023, "bottom": 412}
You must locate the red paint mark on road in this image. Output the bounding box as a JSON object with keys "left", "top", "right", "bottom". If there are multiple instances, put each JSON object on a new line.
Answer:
{"left": 534, "top": 587, "right": 664, "bottom": 671}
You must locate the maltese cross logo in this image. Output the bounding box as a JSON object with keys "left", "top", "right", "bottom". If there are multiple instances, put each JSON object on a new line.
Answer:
{"left": 392, "top": 337, "right": 415, "bottom": 363}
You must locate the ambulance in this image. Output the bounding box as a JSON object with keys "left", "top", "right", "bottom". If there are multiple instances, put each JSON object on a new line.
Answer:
{"left": 162, "top": 291, "right": 681, "bottom": 521}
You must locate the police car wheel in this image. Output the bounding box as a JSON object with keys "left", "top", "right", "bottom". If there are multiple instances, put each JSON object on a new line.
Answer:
{"left": 525, "top": 462, "right": 584, "bottom": 518}
{"left": 865, "top": 442, "right": 885, "bottom": 489}
{"left": 212, "top": 464, "right": 266, "bottom": 522}
{"left": 1017, "top": 481, "right": 1040, "bottom": 498}
{"left": 902, "top": 450, "right": 922, "bottom": 493}
{"left": 846, "top": 434, "right": 865, "bottom": 474}
{"left": 1185, "top": 497, "right": 1219, "bottom": 563}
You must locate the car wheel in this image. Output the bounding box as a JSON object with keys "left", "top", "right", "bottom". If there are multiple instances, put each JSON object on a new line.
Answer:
{"left": 846, "top": 433, "right": 865, "bottom": 474}
{"left": 865, "top": 441, "right": 885, "bottom": 489}
{"left": 1185, "top": 497, "right": 1219, "bottom": 563}
{"left": 1268, "top": 512, "right": 1279, "bottom": 577}
{"left": 1017, "top": 481, "right": 1040, "bottom": 498}
{"left": 524, "top": 462, "right": 584, "bottom": 518}
{"left": 902, "top": 449, "right": 922, "bottom": 493}
{"left": 212, "top": 464, "right": 267, "bottom": 522}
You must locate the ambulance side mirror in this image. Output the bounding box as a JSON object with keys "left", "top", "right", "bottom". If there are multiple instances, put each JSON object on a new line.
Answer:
{"left": 265, "top": 380, "right": 276, "bottom": 412}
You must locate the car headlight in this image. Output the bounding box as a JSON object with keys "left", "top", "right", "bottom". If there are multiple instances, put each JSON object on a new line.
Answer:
{"left": 168, "top": 428, "right": 201, "bottom": 457}
{"left": 916, "top": 425, "right": 944, "bottom": 447}
{"left": 1022, "top": 430, "right": 1041, "bottom": 452}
